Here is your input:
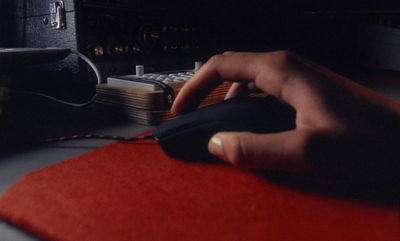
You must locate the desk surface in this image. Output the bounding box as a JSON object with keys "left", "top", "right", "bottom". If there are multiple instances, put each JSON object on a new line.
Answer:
{"left": 0, "top": 81, "right": 399, "bottom": 241}
{"left": 0, "top": 120, "right": 149, "bottom": 240}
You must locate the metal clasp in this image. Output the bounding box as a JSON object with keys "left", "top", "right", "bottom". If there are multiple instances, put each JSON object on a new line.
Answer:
{"left": 50, "top": 0, "right": 66, "bottom": 30}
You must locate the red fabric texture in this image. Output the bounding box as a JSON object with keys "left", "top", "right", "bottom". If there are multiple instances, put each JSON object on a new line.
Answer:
{"left": 0, "top": 140, "right": 399, "bottom": 241}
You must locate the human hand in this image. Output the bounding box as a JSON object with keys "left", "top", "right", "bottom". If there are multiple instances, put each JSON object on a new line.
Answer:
{"left": 171, "top": 51, "right": 400, "bottom": 182}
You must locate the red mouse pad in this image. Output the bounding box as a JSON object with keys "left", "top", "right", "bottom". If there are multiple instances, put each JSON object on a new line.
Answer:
{"left": 0, "top": 140, "right": 399, "bottom": 241}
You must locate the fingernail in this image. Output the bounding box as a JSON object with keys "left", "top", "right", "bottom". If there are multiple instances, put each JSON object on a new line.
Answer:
{"left": 209, "top": 135, "right": 226, "bottom": 160}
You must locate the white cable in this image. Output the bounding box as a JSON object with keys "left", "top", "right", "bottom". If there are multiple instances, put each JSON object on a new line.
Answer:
{"left": 70, "top": 49, "right": 102, "bottom": 84}
{"left": 13, "top": 89, "right": 97, "bottom": 107}
{"left": 12, "top": 49, "right": 100, "bottom": 107}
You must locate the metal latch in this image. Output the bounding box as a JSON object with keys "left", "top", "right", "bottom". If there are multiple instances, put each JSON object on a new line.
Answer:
{"left": 50, "top": 0, "right": 66, "bottom": 30}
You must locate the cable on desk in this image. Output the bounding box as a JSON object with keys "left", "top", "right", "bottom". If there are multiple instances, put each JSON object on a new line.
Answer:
{"left": 10, "top": 49, "right": 100, "bottom": 108}
{"left": 45, "top": 133, "right": 155, "bottom": 143}
{"left": 11, "top": 89, "right": 98, "bottom": 108}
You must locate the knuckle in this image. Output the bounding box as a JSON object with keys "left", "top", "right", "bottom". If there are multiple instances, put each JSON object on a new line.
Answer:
{"left": 208, "top": 54, "right": 224, "bottom": 65}
{"left": 222, "top": 50, "right": 235, "bottom": 55}
{"left": 258, "top": 50, "right": 298, "bottom": 91}
{"left": 273, "top": 50, "right": 294, "bottom": 64}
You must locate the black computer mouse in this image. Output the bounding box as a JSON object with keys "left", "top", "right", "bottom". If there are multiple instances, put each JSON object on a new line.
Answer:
{"left": 152, "top": 96, "right": 296, "bottom": 162}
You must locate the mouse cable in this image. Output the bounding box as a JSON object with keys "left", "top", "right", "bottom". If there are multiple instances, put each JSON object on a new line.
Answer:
{"left": 10, "top": 49, "right": 100, "bottom": 108}
{"left": 45, "top": 133, "right": 155, "bottom": 143}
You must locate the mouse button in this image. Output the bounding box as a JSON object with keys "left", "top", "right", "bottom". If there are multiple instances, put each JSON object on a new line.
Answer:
{"left": 154, "top": 120, "right": 224, "bottom": 144}
{"left": 153, "top": 121, "right": 196, "bottom": 141}
{"left": 152, "top": 105, "right": 219, "bottom": 141}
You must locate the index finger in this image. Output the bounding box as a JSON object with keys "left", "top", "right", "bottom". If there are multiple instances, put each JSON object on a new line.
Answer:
{"left": 171, "top": 51, "right": 300, "bottom": 115}
{"left": 171, "top": 52, "right": 262, "bottom": 114}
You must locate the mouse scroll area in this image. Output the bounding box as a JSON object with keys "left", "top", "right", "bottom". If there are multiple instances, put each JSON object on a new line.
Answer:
{"left": 153, "top": 96, "right": 296, "bottom": 162}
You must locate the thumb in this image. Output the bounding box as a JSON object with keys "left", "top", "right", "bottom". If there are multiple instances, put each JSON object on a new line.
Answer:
{"left": 208, "top": 130, "right": 313, "bottom": 173}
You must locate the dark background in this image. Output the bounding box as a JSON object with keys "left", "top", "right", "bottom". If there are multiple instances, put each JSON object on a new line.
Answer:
{"left": 2, "top": 0, "right": 400, "bottom": 77}
{"left": 0, "top": 0, "right": 400, "bottom": 152}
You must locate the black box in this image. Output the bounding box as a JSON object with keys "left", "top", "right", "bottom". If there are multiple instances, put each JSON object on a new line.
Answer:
{"left": 0, "top": 0, "right": 15, "bottom": 47}
{"left": 10, "top": 0, "right": 213, "bottom": 99}
{"left": 12, "top": 0, "right": 216, "bottom": 77}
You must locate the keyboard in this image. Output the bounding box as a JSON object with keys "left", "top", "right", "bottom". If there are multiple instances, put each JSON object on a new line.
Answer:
{"left": 106, "top": 62, "right": 202, "bottom": 91}
{"left": 106, "top": 70, "right": 195, "bottom": 91}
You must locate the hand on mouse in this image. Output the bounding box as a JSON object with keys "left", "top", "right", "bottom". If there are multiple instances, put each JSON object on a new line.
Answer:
{"left": 171, "top": 51, "right": 400, "bottom": 182}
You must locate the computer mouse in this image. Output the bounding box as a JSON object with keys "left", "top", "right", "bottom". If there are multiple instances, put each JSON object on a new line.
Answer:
{"left": 152, "top": 96, "right": 296, "bottom": 162}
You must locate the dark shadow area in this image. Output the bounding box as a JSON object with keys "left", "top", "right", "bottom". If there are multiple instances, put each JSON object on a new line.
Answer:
{"left": 255, "top": 170, "right": 400, "bottom": 208}
{"left": 162, "top": 150, "right": 400, "bottom": 206}
{"left": 0, "top": 94, "right": 133, "bottom": 155}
